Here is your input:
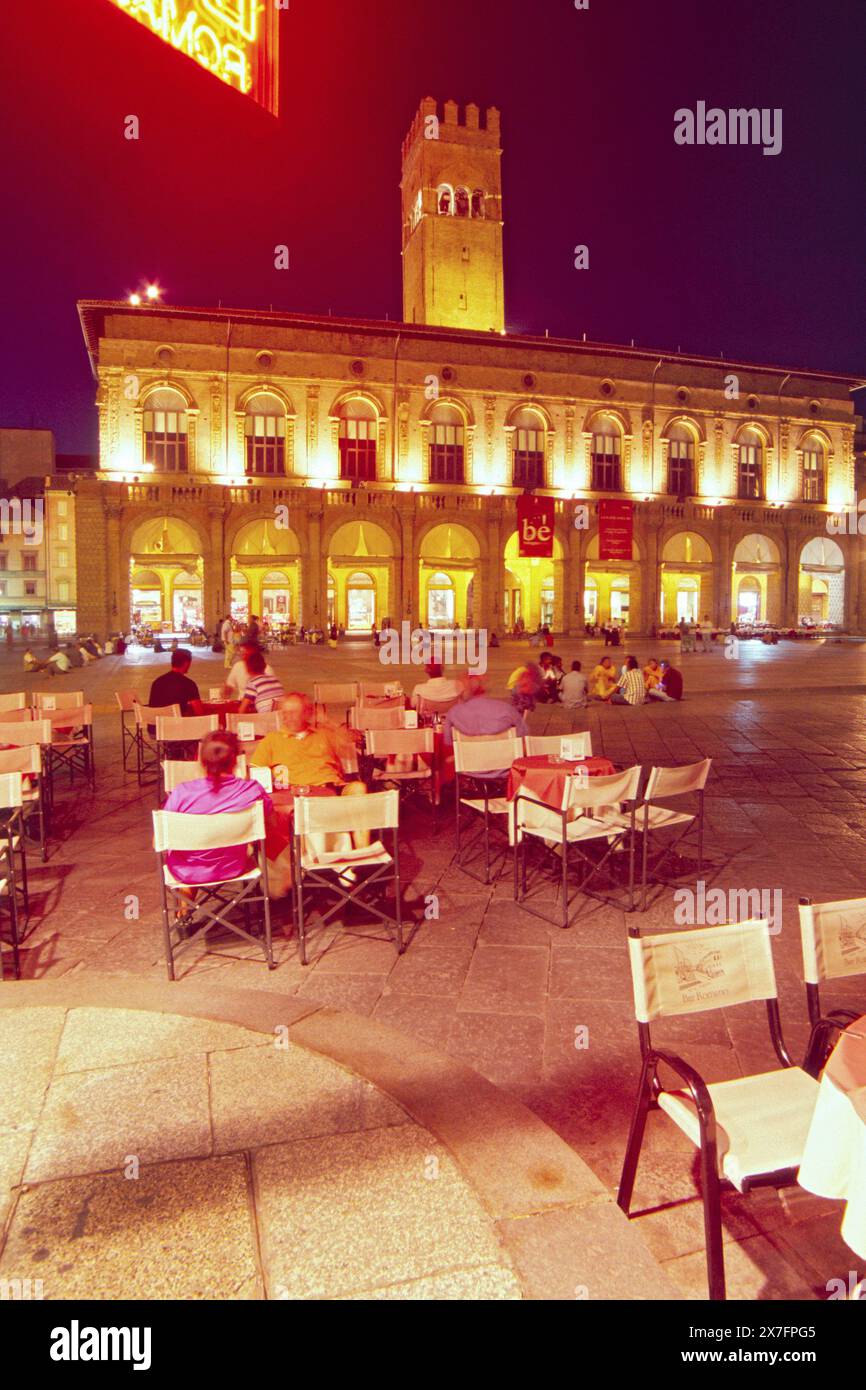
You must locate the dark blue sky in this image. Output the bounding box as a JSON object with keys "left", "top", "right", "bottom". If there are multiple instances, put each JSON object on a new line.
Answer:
{"left": 1, "top": 0, "right": 864, "bottom": 453}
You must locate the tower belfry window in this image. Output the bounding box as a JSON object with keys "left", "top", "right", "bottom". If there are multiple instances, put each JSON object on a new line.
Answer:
{"left": 471, "top": 190, "right": 485, "bottom": 217}
{"left": 455, "top": 187, "right": 470, "bottom": 217}
{"left": 437, "top": 185, "right": 453, "bottom": 215}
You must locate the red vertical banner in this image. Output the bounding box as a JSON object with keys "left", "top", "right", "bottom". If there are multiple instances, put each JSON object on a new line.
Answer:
{"left": 516, "top": 495, "right": 555, "bottom": 557}
{"left": 598, "top": 500, "right": 633, "bottom": 560}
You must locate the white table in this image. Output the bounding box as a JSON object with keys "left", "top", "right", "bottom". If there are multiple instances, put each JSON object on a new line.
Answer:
{"left": 799, "top": 1015, "right": 866, "bottom": 1259}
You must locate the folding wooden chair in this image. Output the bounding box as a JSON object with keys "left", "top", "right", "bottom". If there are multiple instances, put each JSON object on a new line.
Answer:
{"left": 313, "top": 682, "right": 359, "bottom": 724}
{"left": 618, "top": 918, "right": 827, "bottom": 1301}
{"left": 453, "top": 732, "right": 522, "bottom": 884}
{"left": 367, "top": 728, "right": 436, "bottom": 821}
{"left": 152, "top": 801, "right": 274, "bottom": 979}
{"left": 32, "top": 690, "right": 85, "bottom": 710}
{"left": 349, "top": 706, "right": 405, "bottom": 733}
{"left": 154, "top": 715, "right": 218, "bottom": 802}
{"left": 133, "top": 702, "right": 181, "bottom": 786}
{"left": 0, "top": 707, "right": 34, "bottom": 723}
{"left": 359, "top": 681, "right": 398, "bottom": 702}
{"left": 161, "top": 755, "right": 250, "bottom": 796}
{"left": 0, "top": 772, "right": 27, "bottom": 950}
{"left": 629, "top": 759, "right": 712, "bottom": 909}
{"left": 523, "top": 732, "right": 592, "bottom": 758}
{"left": 0, "top": 745, "right": 47, "bottom": 863}
{"left": 292, "top": 789, "right": 403, "bottom": 966}
{"left": 513, "top": 765, "right": 641, "bottom": 924}
{"left": 114, "top": 690, "right": 139, "bottom": 771}
{"left": 225, "top": 711, "right": 281, "bottom": 749}
{"left": 0, "top": 693, "right": 28, "bottom": 713}
{"left": 798, "top": 896, "right": 866, "bottom": 1072}
{"left": 416, "top": 695, "right": 459, "bottom": 726}
{"left": 40, "top": 704, "right": 95, "bottom": 800}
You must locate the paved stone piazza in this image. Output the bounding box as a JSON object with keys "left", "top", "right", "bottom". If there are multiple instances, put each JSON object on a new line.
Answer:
{"left": 2, "top": 633, "right": 866, "bottom": 1301}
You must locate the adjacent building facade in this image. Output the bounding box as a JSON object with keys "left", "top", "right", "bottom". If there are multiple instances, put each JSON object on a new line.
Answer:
{"left": 72, "top": 99, "right": 863, "bottom": 638}
{"left": 0, "top": 428, "right": 78, "bottom": 636}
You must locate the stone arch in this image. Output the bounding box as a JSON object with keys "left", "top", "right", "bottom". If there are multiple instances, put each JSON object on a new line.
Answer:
{"left": 420, "top": 394, "right": 475, "bottom": 427}
{"left": 506, "top": 400, "right": 554, "bottom": 431}
{"left": 229, "top": 515, "right": 302, "bottom": 557}
{"left": 326, "top": 519, "right": 397, "bottom": 632}
{"left": 660, "top": 527, "right": 715, "bottom": 562}
{"left": 582, "top": 405, "right": 632, "bottom": 436}
{"left": 660, "top": 414, "right": 706, "bottom": 444}
{"left": 235, "top": 383, "right": 296, "bottom": 415}
{"left": 733, "top": 419, "right": 774, "bottom": 450}
{"left": 796, "top": 425, "right": 833, "bottom": 453}
{"left": 138, "top": 378, "right": 197, "bottom": 409}
{"left": 127, "top": 513, "right": 207, "bottom": 558}
{"left": 660, "top": 531, "right": 715, "bottom": 627}
{"left": 328, "top": 387, "right": 388, "bottom": 421}
{"left": 798, "top": 536, "right": 845, "bottom": 626}
{"left": 418, "top": 521, "right": 484, "bottom": 629}
{"left": 415, "top": 515, "right": 487, "bottom": 561}
{"left": 732, "top": 532, "right": 783, "bottom": 625}
{"left": 503, "top": 528, "right": 564, "bottom": 631}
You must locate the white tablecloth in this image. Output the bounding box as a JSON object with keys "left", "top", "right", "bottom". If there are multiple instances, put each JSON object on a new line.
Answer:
{"left": 799, "top": 1031, "right": 866, "bottom": 1260}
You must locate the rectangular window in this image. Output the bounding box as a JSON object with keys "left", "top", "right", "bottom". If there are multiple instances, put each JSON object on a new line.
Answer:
{"left": 737, "top": 446, "right": 763, "bottom": 500}
{"left": 591, "top": 434, "right": 621, "bottom": 491}
{"left": 802, "top": 450, "right": 825, "bottom": 503}
{"left": 0, "top": 553, "right": 7, "bottom": 571}
{"left": 57, "top": 524, "right": 68, "bottom": 541}
{"left": 56, "top": 549, "right": 69, "bottom": 568}
{"left": 245, "top": 415, "right": 286, "bottom": 476}
{"left": 58, "top": 580, "right": 70, "bottom": 600}
{"left": 668, "top": 439, "right": 694, "bottom": 496}
{"left": 429, "top": 423, "right": 465, "bottom": 484}
{"left": 144, "top": 410, "right": 188, "bottom": 472}
{"left": 56, "top": 500, "right": 67, "bottom": 517}
{"left": 0, "top": 581, "right": 5, "bottom": 595}
{"left": 513, "top": 428, "right": 545, "bottom": 489}
{"left": 339, "top": 419, "right": 377, "bottom": 482}
{"left": 24, "top": 581, "right": 36, "bottom": 595}
{"left": 23, "top": 553, "right": 37, "bottom": 572}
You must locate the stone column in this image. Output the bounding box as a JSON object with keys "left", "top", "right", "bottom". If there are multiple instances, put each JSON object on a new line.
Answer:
{"left": 74, "top": 482, "right": 111, "bottom": 635}
{"left": 641, "top": 514, "right": 659, "bottom": 636}
{"left": 783, "top": 524, "right": 800, "bottom": 627}
{"left": 205, "top": 503, "right": 227, "bottom": 629}
{"left": 400, "top": 504, "right": 416, "bottom": 624}
{"left": 105, "top": 505, "right": 123, "bottom": 632}
{"left": 716, "top": 516, "right": 733, "bottom": 627}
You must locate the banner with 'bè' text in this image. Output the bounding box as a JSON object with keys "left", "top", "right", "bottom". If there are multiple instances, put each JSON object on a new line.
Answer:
{"left": 516, "top": 495, "right": 555, "bottom": 557}
{"left": 598, "top": 499, "right": 633, "bottom": 561}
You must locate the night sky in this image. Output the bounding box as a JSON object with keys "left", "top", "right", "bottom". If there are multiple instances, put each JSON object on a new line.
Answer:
{"left": 1, "top": 0, "right": 864, "bottom": 454}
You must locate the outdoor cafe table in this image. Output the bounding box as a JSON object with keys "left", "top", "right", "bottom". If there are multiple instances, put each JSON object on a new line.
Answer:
{"left": 798, "top": 1014, "right": 866, "bottom": 1259}
{"left": 196, "top": 700, "right": 241, "bottom": 727}
{"left": 506, "top": 754, "right": 616, "bottom": 806}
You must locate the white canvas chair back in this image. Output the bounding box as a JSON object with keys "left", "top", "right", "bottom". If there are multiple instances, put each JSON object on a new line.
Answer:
{"left": 42, "top": 705, "right": 93, "bottom": 732}
{"left": 453, "top": 733, "right": 521, "bottom": 776}
{"left": 152, "top": 801, "right": 265, "bottom": 854}
{"left": 350, "top": 706, "right": 404, "bottom": 731}
{"left": 644, "top": 758, "right": 712, "bottom": 801}
{"left": 417, "top": 696, "right": 459, "bottom": 720}
{"left": 524, "top": 732, "right": 593, "bottom": 758}
{"left": 135, "top": 703, "right": 181, "bottom": 727}
{"left": 565, "top": 764, "right": 641, "bottom": 813}
{"left": 314, "top": 681, "right": 358, "bottom": 708}
{"left": 161, "top": 756, "right": 250, "bottom": 793}
{"left": 629, "top": 919, "right": 777, "bottom": 1023}
{"left": 359, "top": 681, "right": 393, "bottom": 700}
{"left": 32, "top": 690, "right": 85, "bottom": 710}
{"left": 0, "top": 707, "right": 33, "bottom": 723}
{"left": 0, "top": 746, "right": 41, "bottom": 777}
{"left": 114, "top": 690, "right": 139, "bottom": 712}
{"left": 0, "top": 772, "right": 24, "bottom": 810}
{"left": 799, "top": 897, "right": 866, "bottom": 984}
{"left": 226, "top": 711, "right": 281, "bottom": 738}
{"left": 0, "top": 693, "right": 27, "bottom": 712}
{"left": 0, "top": 719, "right": 51, "bottom": 748}
{"left": 366, "top": 728, "right": 435, "bottom": 759}
{"left": 155, "top": 715, "right": 218, "bottom": 743}
{"left": 249, "top": 765, "right": 273, "bottom": 793}
{"left": 293, "top": 788, "right": 399, "bottom": 837}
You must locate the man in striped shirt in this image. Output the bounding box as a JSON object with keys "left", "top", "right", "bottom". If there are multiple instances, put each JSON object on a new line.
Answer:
{"left": 609, "top": 655, "right": 646, "bottom": 706}
{"left": 237, "top": 650, "right": 284, "bottom": 713}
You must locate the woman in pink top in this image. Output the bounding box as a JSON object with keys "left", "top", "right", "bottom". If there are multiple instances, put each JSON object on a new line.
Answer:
{"left": 163, "top": 730, "right": 272, "bottom": 892}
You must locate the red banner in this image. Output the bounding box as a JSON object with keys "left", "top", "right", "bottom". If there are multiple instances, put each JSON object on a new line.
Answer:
{"left": 516, "top": 495, "right": 555, "bottom": 557}
{"left": 598, "top": 500, "right": 633, "bottom": 561}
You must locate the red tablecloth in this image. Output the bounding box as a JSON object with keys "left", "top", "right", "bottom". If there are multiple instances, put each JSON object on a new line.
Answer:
{"left": 196, "top": 700, "right": 241, "bottom": 728}
{"left": 507, "top": 755, "right": 616, "bottom": 806}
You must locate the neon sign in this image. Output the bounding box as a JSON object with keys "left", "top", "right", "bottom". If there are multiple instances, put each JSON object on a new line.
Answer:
{"left": 108, "top": 1, "right": 280, "bottom": 116}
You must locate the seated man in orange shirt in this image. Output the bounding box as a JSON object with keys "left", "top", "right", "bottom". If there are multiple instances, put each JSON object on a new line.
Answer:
{"left": 250, "top": 692, "right": 369, "bottom": 847}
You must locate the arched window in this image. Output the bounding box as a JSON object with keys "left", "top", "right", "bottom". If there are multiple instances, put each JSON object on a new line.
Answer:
{"left": 737, "top": 428, "right": 764, "bottom": 500}
{"left": 801, "top": 435, "right": 826, "bottom": 503}
{"left": 143, "top": 389, "right": 188, "bottom": 472}
{"left": 429, "top": 404, "right": 465, "bottom": 484}
{"left": 591, "top": 417, "right": 622, "bottom": 491}
{"left": 338, "top": 400, "right": 377, "bottom": 482}
{"left": 455, "top": 186, "right": 470, "bottom": 217}
{"left": 668, "top": 422, "right": 695, "bottom": 497}
{"left": 512, "top": 408, "right": 545, "bottom": 489}
{"left": 471, "top": 190, "right": 485, "bottom": 218}
{"left": 437, "top": 184, "right": 453, "bottom": 215}
{"left": 244, "top": 393, "right": 286, "bottom": 476}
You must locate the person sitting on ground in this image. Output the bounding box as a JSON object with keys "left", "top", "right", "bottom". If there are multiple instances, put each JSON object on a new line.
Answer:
{"left": 162, "top": 731, "right": 272, "bottom": 913}
{"left": 46, "top": 648, "right": 72, "bottom": 676}
{"left": 237, "top": 649, "right": 285, "bottom": 714}
{"left": 443, "top": 675, "right": 528, "bottom": 773}
{"left": 643, "top": 657, "right": 662, "bottom": 692}
{"left": 82, "top": 636, "right": 102, "bottom": 658}
{"left": 410, "top": 661, "right": 462, "bottom": 709}
{"left": 64, "top": 642, "right": 84, "bottom": 668}
{"left": 225, "top": 639, "right": 276, "bottom": 699}
{"left": 589, "top": 655, "right": 618, "bottom": 700}
{"left": 148, "top": 647, "right": 201, "bottom": 716}
{"left": 78, "top": 642, "right": 97, "bottom": 664}
{"left": 560, "top": 660, "right": 589, "bottom": 709}
{"left": 508, "top": 662, "right": 543, "bottom": 715}
{"left": 250, "top": 693, "right": 369, "bottom": 846}
{"left": 22, "top": 648, "right": 45, "bottom": 673}
{"left": 646, "top": 659, "right": 684, "bottom": 702}
{"left": 610, "top": 655, "right": 646, "bottom": 705}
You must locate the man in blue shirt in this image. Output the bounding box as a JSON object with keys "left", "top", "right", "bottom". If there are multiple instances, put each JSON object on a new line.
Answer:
{"left": 444, "top": 676, "right": 528, "bottom": 776}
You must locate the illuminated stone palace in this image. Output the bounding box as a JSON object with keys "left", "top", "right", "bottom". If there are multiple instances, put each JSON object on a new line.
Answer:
{"left": 72, "top": 97, "right": 862, "bottom": 637}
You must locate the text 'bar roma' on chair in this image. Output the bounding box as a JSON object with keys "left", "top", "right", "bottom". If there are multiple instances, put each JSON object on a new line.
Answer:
{"left": 152, "top": 800, "right": 274, "bottom": 980}
{"left": 292, "top": 787, "right": 403, "bottom": 967}
{"left": 617, "top": 917, "right": 828, "bottom": 1301}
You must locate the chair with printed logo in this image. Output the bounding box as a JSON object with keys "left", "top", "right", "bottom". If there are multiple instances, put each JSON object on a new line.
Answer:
{"left": 618, "top": 918, "right": 827, "bottom": 1301}
{"left": 133, "top": 703, "right": 182, "bottom": 787}
{"left": 367, "top": 728, "right": 437, "bottom": 822}
{"left": 152, "top": 801, "right": 274, "bottom": 980}
{"left": 524, "top": 732, "right": 593, "bottom": 758}
{"left": 453, "top": 731, "right": 522, "bottom": 885}
{"left": 153, "top": 715, "right": 219, "bottom": 803}
{"left": 798, "top": 896, "right": 866, "bottom": 1073}
{"left": 292, "top": 788, "right": 403, "bottom": 966}
{"left": 32, "top": 690, "right": 85, "bottom": 711}
{"left": 513, "top": 764, "right": 641, "bottom": 924}
{"left": 114, "top": 690, "right": 140, "bottom": 771}
{"left": 226, "top": 710, "right": 281, "bottom": 754}
{"left": 0, "top": 722, "right": 51, "bottom": 859}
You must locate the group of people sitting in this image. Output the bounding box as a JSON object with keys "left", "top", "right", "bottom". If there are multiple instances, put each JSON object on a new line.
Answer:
{"left": 23, "top": 634, "right": 126, "bottom": 675}
{"left": 587, "top": 656, "right": 684, "bottom": 705}
{"left": 148, "top": 639, "right": 285, "bottom": 715}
